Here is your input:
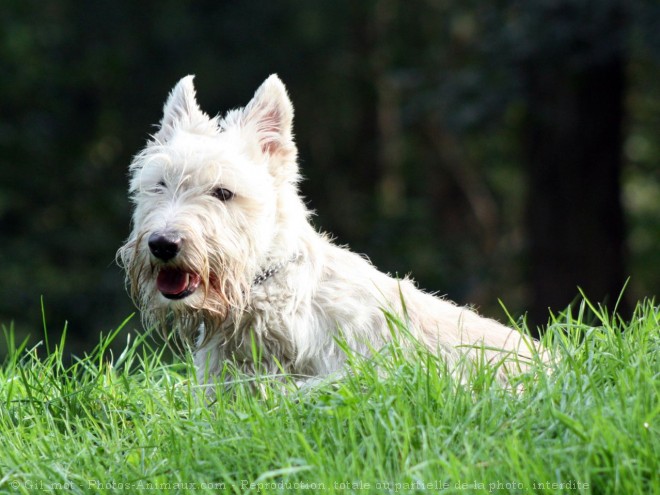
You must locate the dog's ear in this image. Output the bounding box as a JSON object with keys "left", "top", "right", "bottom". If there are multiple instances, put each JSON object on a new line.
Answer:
{"left": 154, "top": 75, "right": 213, "bottom": 142}
{"left": 239, "top": 74, "right": 296, "bottom": 166}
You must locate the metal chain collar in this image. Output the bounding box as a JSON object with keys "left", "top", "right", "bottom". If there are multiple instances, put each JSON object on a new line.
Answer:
{"left": 252, "top": 252, "right": 302, "bottom": 286}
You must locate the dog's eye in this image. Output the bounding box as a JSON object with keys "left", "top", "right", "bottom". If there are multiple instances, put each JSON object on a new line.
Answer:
{"left": 153, "top": 180, "right": 166, "bottom": 193}
{"left": 212, "top": 187, "right": 234, "bottom": 202}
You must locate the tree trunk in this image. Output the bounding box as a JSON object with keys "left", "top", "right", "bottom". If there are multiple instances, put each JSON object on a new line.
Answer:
{"left": 523, "top": 1, "right": 629, "bottom": 328}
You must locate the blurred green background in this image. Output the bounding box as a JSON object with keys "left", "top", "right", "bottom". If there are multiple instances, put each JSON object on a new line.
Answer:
{"left": 1, "top": 0, "right": 658, "bottom": 355}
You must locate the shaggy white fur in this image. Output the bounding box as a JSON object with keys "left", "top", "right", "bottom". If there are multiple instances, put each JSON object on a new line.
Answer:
{"left": 119, "top": 75, "right": 541, "bottom": 391}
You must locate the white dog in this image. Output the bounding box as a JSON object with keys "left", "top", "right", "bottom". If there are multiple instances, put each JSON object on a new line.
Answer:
{"left": 119, "top": 75, "right": 540, "bottom": 390}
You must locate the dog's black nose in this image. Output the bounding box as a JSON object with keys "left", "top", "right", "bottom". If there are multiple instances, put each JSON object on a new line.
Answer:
{"left": 148, "top": 232, "right": 182, "bottom": 261}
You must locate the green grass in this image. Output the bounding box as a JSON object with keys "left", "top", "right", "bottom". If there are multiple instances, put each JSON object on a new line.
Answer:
{"left": 0, "top": 299, "right": 658, "bottom": 494}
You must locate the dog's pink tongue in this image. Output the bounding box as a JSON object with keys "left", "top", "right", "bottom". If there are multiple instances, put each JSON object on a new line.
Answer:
{"left": 157, "top": 269, "right": 189, "bottom": 295}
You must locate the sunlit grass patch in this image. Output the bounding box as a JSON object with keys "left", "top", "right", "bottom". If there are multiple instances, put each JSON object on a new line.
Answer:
{"left": 0, "top": 298, "right": 657, "bottom": 494}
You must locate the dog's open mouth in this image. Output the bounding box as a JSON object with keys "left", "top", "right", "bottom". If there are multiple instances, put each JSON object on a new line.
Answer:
{"left": 156, "top": 268, "right": 201, "bottom": 300}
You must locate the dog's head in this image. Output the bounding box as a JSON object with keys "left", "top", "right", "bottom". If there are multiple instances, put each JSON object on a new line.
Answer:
{"left": 118, "top": 75, "right": 303, "bottom": 340}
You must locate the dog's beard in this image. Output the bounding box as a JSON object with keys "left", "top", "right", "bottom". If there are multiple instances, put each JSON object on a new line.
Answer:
{"left": 117, "top": 230, "right": 253, "bottom": 349}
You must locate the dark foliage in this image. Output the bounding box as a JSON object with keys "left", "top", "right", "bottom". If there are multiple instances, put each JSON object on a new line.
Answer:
{"left": 0, "top": 0, "right": 658, "bottom": 352}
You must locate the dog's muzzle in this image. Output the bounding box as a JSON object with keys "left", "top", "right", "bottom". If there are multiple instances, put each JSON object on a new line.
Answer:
{"left": 148, "top": 231, "right": 201, "bottom": 299}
